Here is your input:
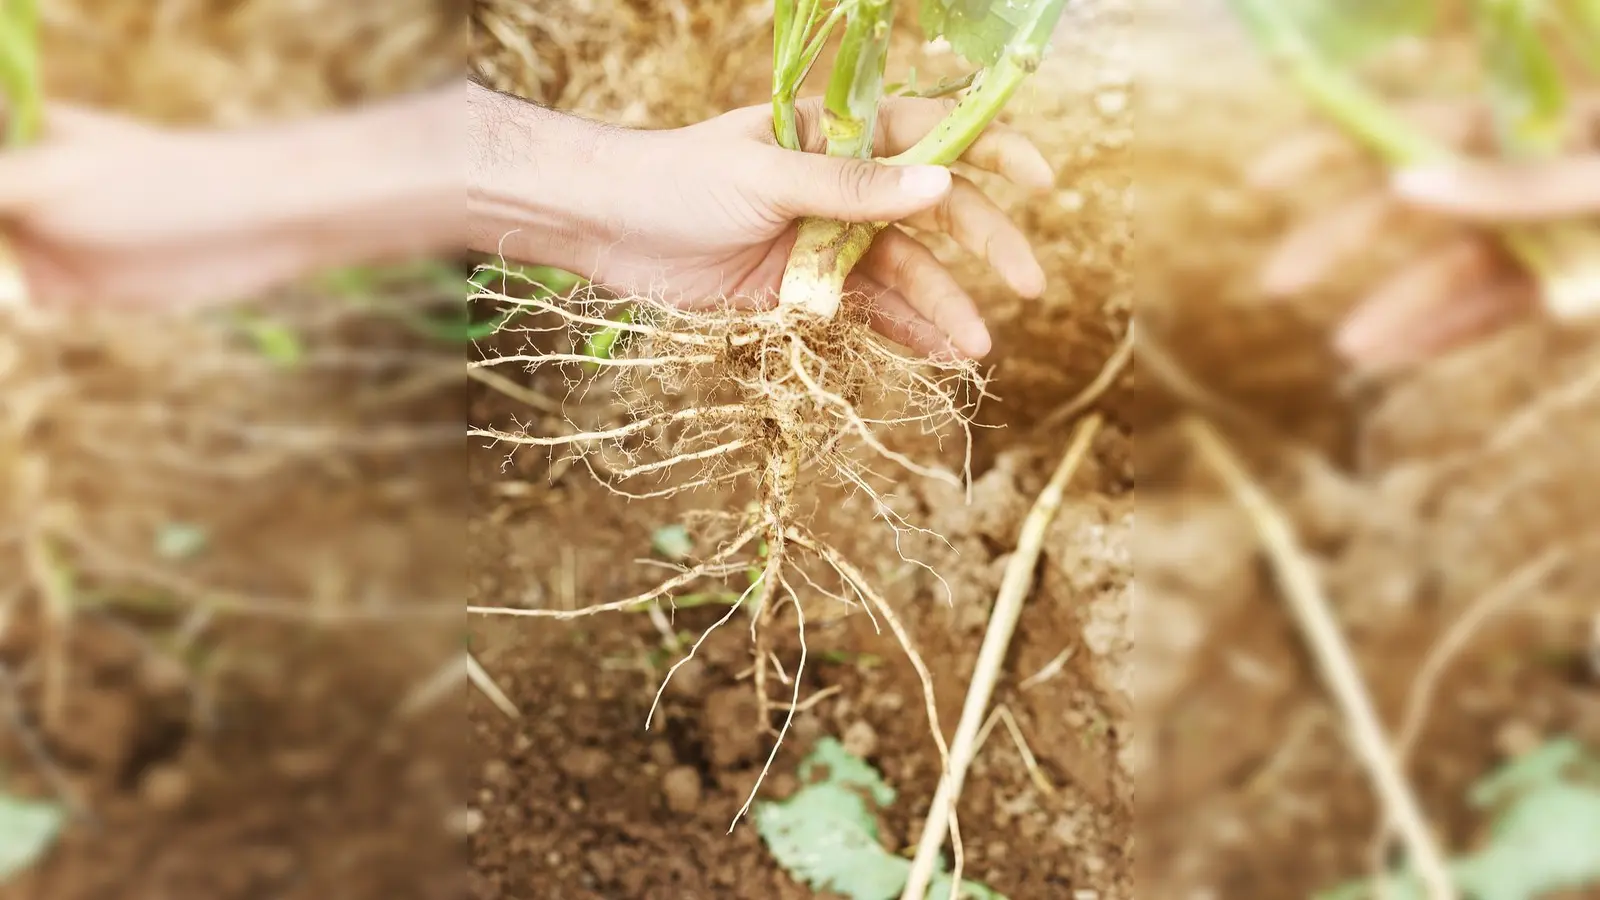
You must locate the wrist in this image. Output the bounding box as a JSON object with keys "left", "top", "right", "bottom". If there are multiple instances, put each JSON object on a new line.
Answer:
{"left": 468, "top": 83, "right": 640, "bottom": 279}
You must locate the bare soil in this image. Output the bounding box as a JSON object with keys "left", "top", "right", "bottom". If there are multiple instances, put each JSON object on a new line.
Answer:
{"left": 466, "top": 382, "right": 1134, "bottom": 899}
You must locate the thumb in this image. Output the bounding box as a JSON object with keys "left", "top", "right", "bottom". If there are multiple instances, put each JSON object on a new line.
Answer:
{"left": 754, "top": 148, "right": 952, "bottom": 223}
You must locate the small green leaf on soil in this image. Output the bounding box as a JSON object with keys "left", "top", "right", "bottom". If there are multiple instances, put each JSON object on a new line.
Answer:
{"left": 651, "top": 524, "right": 694, "bottom": 562}
{"left": 756, "top": 738, "right": 1006, "bottom": 900}
{"left": 236, "top": 316, "right": 304, "bottom": 368}
{"left": 0, "top": 793, "right": 63, "bottom": 883}
{"left": 1316, "top": 737, "right": 1600, "bottom": 900}
{"left": 154, "top": 522, "right": 208, "bottom": 561}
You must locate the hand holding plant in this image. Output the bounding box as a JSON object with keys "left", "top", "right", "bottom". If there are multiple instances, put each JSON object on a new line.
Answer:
{"left": 1252, "top": 94, "right": 1600, "bottom": 373}
{"left": 1230, "top": 0, "right": 1600, "bottom": 375}
{"left": 467, "top": 88, "right": 1053, "bottom": 359}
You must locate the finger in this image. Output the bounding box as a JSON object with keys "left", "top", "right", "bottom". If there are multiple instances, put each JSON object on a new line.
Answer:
{"left": 856, "top": 226, "right": 990, "bottom": 359}
{"left": 753, "top": 146, "right": 954, "bottom": 223}
{"left": 1246, "top": 127, "right": 1359, "bottom": 192}
{"left": 1259, "top": 190, "right": 1409, "bottom": 296}
{"left": 844, "top": 273, "right": 953, "bottom": 358}
{"left": 1392, "top": 156, "right": 1600, "bottom": 222}
{"left": 902, "top": 173, "right": 1045, "bottom": 297}
{"left": 878, "top": 97, "right": 1054, "bottom": 189}
{"left": 1334, "top": 238, "right": 1535, "bottom": 372}
{"left": 793, "top": 97, "right": 1054, "bottom": 189}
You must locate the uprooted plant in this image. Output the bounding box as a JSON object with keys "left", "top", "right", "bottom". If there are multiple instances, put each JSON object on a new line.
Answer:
{"left": 469, "top": 0, "right": 1070, "bottom": 853}
{"left": 1229, "top": 0, "right": 1600, "bottom": 319}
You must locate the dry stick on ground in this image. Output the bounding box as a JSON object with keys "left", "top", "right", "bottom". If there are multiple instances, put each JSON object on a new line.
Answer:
{"left": 1037, "top": 321, "right": 1135, "bottom": 432}
{"left": 1182, "top": 415, "right": 1457, "bottom": 900}
{"left": 396, "top": 651, "right": 521, "bottom": 721}
{"left": 969, "top": 704, "right": 1056, "bottom": 796}
{"left": 902, "top": 413, "right": 1103, "bottom": 900}
{"left": 466, "top": 365, "right": 564, "bottom": 415}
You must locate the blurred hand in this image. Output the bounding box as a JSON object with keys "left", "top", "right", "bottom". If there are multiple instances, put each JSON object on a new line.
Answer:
{"left": 0, "top": 107, "right": 316, "bottom": 311}
{"left": 470, "top": 89, "right": 1057, "bottom": 359}
{"left": 0, "top": 91, "right": 461, "bottom": 312}
{"left": 1249, "top": 96, "right": 1600, "bottom": 373}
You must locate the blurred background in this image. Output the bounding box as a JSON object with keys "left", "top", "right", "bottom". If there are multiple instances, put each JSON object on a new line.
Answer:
{"left": 1, "top": 2, "right": 467, "bottom": 899}
{"left": 1133, "top": 0, "right": 1600, "bottom": 897}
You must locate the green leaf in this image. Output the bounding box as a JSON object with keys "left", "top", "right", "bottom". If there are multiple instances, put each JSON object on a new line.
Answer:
{"left": 0, "top": 793, "right": 63, "bottom": 882}
{"left": 1316, "top": 738, "right": 1600, "bottom": 900}
{"left": 651, "top": 525, "right": 695, "bottom": 562}
{"left": 471, "top": 263, "right": 585, "bottom": 298}
{"left": 154, "top": 522, "right": 209, "bottom": 561}
{"left": 581, "top": 307, "right": 635, "bottom": 370}
{"left": 235, "top": 316, "right": 304, "bottom": 368}
{"left": 919, "top": 0, "right": 1031, "bottom": 67}
{"left": 756, "top": 738, "right": 1006, "bottom": 900}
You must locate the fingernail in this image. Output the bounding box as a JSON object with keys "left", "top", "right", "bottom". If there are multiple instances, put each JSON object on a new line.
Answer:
{"left": 956, "top": 323, "right": 992, "bottom": 360}
{"left": 1334, "top": 302, "right": 1427, "bottom": 375}
{"left": 900, "top": 165, "right": 952, "bottom": 200}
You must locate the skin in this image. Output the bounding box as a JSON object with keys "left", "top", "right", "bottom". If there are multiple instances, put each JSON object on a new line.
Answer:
{"left": 1251, "top": 95, "right": 1600, "bottom": 374}
{"left": 0, "top": 86, "right": 464, "bottom": 313}
{"left": 468, "top": 81, "right": 1056, "bottom": 359}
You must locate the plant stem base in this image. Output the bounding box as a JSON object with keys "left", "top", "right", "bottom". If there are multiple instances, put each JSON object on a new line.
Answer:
{"left": 779, "top": 217, "right": 883, "bottom": 319}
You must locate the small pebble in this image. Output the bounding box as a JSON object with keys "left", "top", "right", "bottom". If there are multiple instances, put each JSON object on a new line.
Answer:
{"left": 662, "top": 766, "right": 703, "bottom": 814}
{"left": 558, "top": 747, "right": 611, "bottom": 780}
{"left": 446, "top": 807, "right": 484, "bottom": 837}
{"left": 272, "top": 749, "right": 334, "bottom": 782}
{"left": 482, "top": 759, "right": 511, "bottom": 787}
{"left": 842, "top": 721, "right": 878, "bottom": 759}
{"left": 139, "top": 765, "right": 192, "bottom": 812}
{"left": 648, "top": 741, "right": 677, "bottom": 767}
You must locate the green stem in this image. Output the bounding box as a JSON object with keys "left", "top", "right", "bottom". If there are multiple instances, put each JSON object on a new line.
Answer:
{"left": 1226, "top": 0, "right": 1448, "bottom": 165}
{"left": 1475, "top": 0, "right": 1600, "bottom": 318}
{"left": 888, "top": 0, "right": 1069, "bottom": 167}
{"left": 1476, "top": 0, "right": 1568, "bottom": 155}
{"left": 772, "top": 0, "right": 845, "bottom": 152}
{"left": 778, "top": 0, "right": 1071, "bottom": 320}
{"left": 772, "top": 3, "right": 846, "bottom": 151}
{"left": 1230, "top": 0, "right": 1600, "bottom": 319}
{"left": 821, "top": 0, "right": 892, "bottom": 158}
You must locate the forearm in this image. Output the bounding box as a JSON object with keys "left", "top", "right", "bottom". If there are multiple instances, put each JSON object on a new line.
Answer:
{"left": 467, "top": 81, "right": 635, "bottom": 277}
{"left": 215, "top": 83, "right": 467, "bottom": 273}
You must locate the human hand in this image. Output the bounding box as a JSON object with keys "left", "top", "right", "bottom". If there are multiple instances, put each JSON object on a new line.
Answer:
{"left": 0, "top": 91, "right": 461, "bottom": 313}
{"left": 469, "top": 88, "right": 1056, "bottom": 358}
{"left": 1250, "top": 96, "right": 1600, "bottom": 373}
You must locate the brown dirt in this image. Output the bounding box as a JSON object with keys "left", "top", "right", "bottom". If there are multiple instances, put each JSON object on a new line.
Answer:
{"left": 466, "top": 3, "right": 1135, "bottom": 898}
{"left": 466, "top": 405, "right": 1134, "bottom": 899}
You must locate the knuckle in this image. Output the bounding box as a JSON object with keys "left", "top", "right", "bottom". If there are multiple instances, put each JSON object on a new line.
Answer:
{"left": 836, "top": 161, "right": 879, "bottom": 206}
